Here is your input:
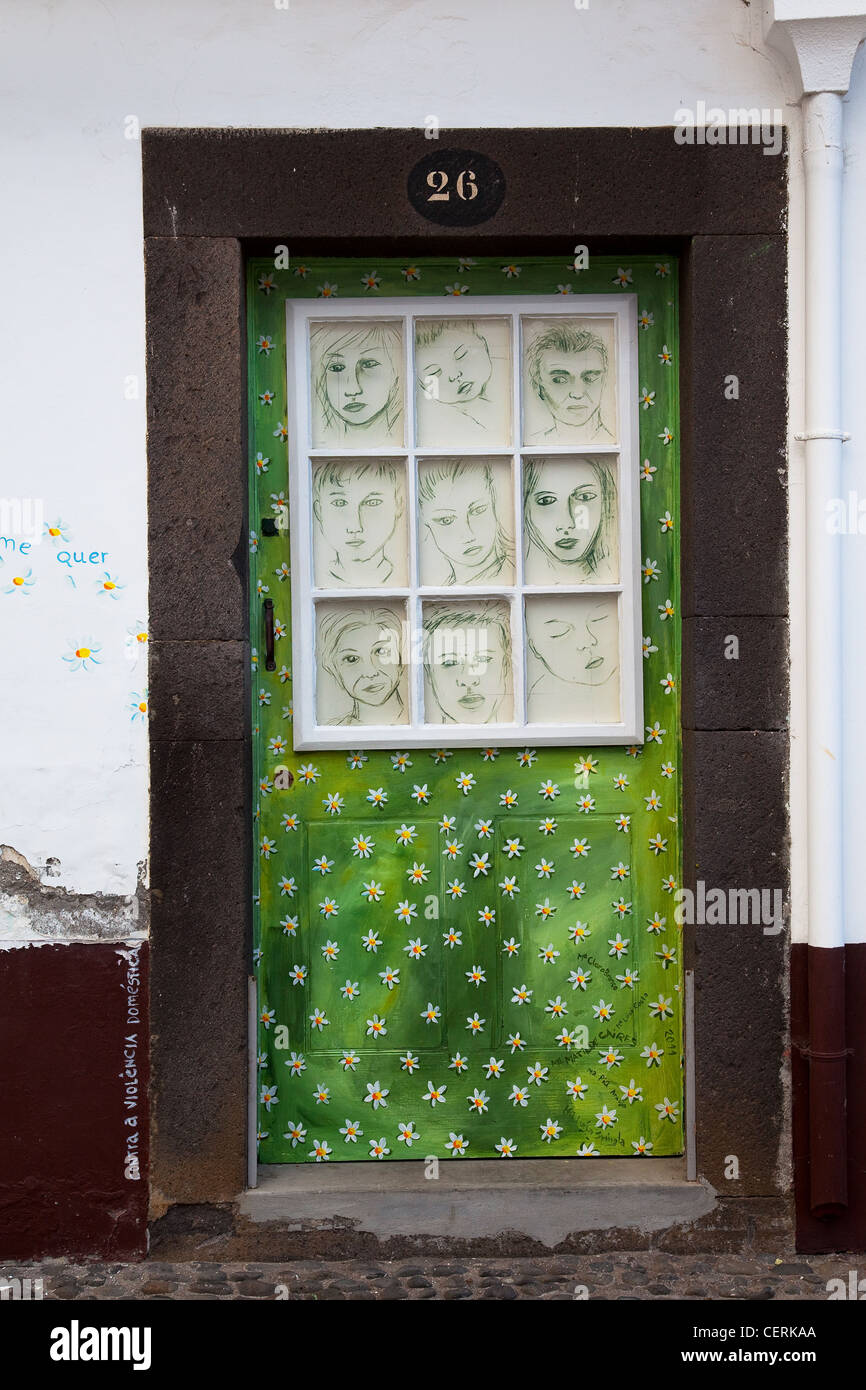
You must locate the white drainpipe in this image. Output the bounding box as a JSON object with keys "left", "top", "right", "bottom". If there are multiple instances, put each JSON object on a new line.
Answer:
{"left": 765, "top": 1, "right": 866, "bottom": 1214}
{"left": 802, "top": 88, "right": 845, "bottom": 954}
{"left": 801, "top": 87, "right": 849, "bottom": 1214}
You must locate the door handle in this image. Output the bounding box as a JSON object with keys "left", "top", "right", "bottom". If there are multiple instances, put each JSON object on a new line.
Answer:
{"left": 263, "top": 598, "right": 276, "bottom": 671}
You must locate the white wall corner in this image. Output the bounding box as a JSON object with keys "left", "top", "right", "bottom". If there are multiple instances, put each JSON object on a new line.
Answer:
{"left": 764, "top": 2, "right": 866, "bottom": 94}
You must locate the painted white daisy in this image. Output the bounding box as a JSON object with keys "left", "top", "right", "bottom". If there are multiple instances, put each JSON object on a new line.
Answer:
{"left": 364, "top": 1081, "right": 389, "bottom": 1110}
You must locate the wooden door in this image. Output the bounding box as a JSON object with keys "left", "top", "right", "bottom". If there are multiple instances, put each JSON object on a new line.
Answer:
{"left": 249, "top": 254, "right": 683, "bottom": 1163}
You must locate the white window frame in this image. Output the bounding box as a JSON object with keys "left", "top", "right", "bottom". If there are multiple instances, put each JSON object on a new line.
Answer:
{"left": 286, "top": 294, "right": 642, "bottom": 749}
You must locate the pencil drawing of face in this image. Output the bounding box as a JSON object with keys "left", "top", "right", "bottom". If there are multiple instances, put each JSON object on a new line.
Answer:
{"left": 529, "top": 599, "right": 617, "bottom": 687}
{"left": 317, "top": 606, "right": 406, "bottom": 725}
{"left": 523, "top": 457, "right": 616, "bottom": 583}
{"left": 525, "top": 322, "right": 612, "bottom": 440}
{"left": 311, "top": 322, "right": 402, "bottom": 444}
{"left": 526, "top": 595, "right": 620, "bottom": 723}
{"left": 423, "top": 604, "right": 512, "bottom": 725}
{"left": 416, "top": 321, "right": 492, "bottom": 406}
{"left": 313, "top": 462, "right": 405, "bottom": 586}
{"left": 414, "top": 318, "right": 510, "bottom": 445}
{"left": 418, "top": 460, "right": 513, "bottom": 586}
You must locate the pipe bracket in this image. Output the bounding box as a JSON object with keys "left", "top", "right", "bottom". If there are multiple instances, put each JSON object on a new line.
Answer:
{"left": 795, "top": 430, "right": 850, "bottom": 441}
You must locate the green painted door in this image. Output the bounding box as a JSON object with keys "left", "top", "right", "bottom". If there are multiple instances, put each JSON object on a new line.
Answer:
{"left": 249, "top": 255, "right": 683, "bottom": 1163}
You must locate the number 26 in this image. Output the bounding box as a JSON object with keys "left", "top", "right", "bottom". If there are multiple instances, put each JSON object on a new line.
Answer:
{"left": 426, "top": 169, "right": 478, "bottom": 202}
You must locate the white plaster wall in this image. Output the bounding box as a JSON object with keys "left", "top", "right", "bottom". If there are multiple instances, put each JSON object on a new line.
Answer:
{"left": 0, "top": 0, "right": 842, "bottom": 940}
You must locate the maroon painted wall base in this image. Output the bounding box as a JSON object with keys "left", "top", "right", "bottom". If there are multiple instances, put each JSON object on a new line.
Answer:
{"left": 793, "top": 941, "right": 866, "bottom": 1252}
{"left": 0, "top": 942, "right": 149, "bottom": 1260}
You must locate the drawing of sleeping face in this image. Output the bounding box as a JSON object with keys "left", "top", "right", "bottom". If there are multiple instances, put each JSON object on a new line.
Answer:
{"left": 314, "top": 464, "right": 403, "bottom": 582}
{"left": 416, "top": 326, "right": 492, "bottom": 405}
{"left": 421, "top": 468, "right": 499, "bottom": 581}
{"left": 524, "top": 458, "right": 605, "bottom": 571}
{"left": 327, "top": 618, "right": 402, "bottom": 708}
{"left": 528, "top": 598, "right": 618, "bottom": 689}
{"left": 425, "top": 610, "right": 511, "bottom": 724}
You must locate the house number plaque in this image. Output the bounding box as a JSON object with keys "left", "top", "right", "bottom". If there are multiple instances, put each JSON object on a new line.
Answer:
{"left": 407, "top": 148, "right": 506, "bottom": 226}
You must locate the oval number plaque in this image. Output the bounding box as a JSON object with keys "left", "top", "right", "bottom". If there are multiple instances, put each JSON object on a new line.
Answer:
{"left": 407, "top": 148, "right": 506, "bottom": 227}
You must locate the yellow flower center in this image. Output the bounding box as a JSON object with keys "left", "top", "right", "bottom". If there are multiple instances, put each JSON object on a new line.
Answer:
{"left": 103, "top": 581, "right": 116, "bottom": 590}
{"left": 75, "top": 647, "right": 91, "bottom": 659}
{"left": 12, "top": 576, "right": 24, "bottom": 586}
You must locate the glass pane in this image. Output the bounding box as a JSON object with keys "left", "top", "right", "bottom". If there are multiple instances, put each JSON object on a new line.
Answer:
{"left": 522, "top": 455, "right": 618, "bottom": 584}
{"left": 417, "top": 457, "right": 514, "bottom": 587}
{"left": 309, "top": 319, "right": 404, "bottom": 447}
{"left": 422, "top": 599, "right": 513, "bottom": 725}
{"left": 525, "top": 594, "right": 620, "bottom": 724}
{"left": 315, "top": 600, "right": 408, "bottom": 726}
{"left": 414, "top": 317, "right": 511, "bottom": 447}
{"left": 521, "top": 316, "right": 617, "bottom": 445}
{"left": 312, "top": 459, "right": 408, "bottom": 588}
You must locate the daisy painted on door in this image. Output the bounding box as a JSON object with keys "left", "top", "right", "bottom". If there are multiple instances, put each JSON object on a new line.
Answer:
{"left": 251, "top": 254, "right": 682, "bottom": 1160}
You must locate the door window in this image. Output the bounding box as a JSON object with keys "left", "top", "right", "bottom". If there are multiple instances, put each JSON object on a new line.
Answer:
{"left": 286, "top": 297, "right": 642, "bottom": 748}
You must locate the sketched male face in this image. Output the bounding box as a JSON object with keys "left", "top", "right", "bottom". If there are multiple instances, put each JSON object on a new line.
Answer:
{"left": 427, "top": 619, "right": 509, "bottom": 724}
{"left": 315, "top": 467, "right": 401, "bottom": 564}
{"left": 536, "top": 345, "right": 606, "bottom": 428}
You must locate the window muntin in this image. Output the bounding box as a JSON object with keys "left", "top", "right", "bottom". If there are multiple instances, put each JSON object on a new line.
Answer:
{"left": 288, "top": 295, "right": 641, "bottom": 748}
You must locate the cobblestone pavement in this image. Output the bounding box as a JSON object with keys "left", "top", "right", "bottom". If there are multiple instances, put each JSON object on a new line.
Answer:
{"left": 1, "top": 1254, "right": 858, "bottom": 1300}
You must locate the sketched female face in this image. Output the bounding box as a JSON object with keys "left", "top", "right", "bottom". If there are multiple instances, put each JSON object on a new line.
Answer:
{"left": 328, "top": 619, "right": 402, "bottom": 707}
{"left": 528, "top": 599, "right": 617, "bottom": 688}
{"left": 525, "top": 459, "right": 604, "bottom": 567}
{"left": 426, "top": 615, "right": 510, "bottom": 724}
{"left": 416, "top": 327, "right": 492, "bottom": 405}
{"left": 321, "top": 331, "right": 398, "bottom": 428}
{"left": 314, "top": 466, "right": 401, "bottom": 565}
{"left": 422, "top": 469, "right": 498, "bottom": 576}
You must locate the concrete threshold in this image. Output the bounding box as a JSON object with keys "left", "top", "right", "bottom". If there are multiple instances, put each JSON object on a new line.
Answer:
{"left": 239, "top": 1159, "right": 716, "bottom": 1247}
